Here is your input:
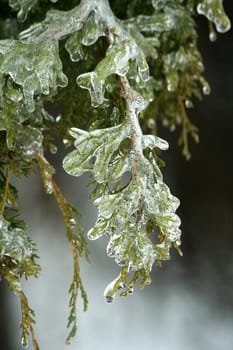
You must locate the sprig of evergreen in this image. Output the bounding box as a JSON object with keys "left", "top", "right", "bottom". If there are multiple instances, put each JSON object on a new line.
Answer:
{"left": 0, "top": 0, "right": 231, "bottom": 348}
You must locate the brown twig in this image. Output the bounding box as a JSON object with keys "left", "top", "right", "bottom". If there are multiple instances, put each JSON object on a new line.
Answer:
{"left": 19, "top": 292, "right": 40, "bottom": 350}
{"left": 177, "top": 94, "right": 191, "bottom": 160}
{"left": 0, "top": 164, "right": 10, "bottom": 216}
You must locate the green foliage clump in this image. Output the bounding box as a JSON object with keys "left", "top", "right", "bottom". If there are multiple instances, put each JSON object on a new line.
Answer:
{"left": 0, "top": 0, "right": 230, "bottom": 348}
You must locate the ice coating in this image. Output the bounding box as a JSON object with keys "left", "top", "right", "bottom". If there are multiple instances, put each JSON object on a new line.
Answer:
{"left": 9, "top": 0, "right": 60, "bottom": 22}
{"left": 0, "top": 39, "right": 68, "bottom": 112}
{"left": 63, "top": 123, "right": 130, "bottom": 182}
{"left": 9, "top": 0, "right": 37, "bottom": 22}
{"left": 72, "top": 0, "right": 151, "bottom": 108}
{"left": 196, "top": 0, "right": 231, "bottom": 34}
{"left": 64, "top": 73, "right": 181, "bottom": 299}
{"left": 0, "top": 217, "right": 34, "bottom": 262}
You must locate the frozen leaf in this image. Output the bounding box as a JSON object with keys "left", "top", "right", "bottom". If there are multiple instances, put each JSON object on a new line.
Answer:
{"left": 18, "top": 2, "right": 94, "bottom": 41}
{"left": 65, "top": 31, "right": 88, "bottom": 62}
{"left": 142, "top": 134, "right": 169, "bottom": 151}
{"left": 76, "top": 72, "right": 105, "bottom": 107}
{"left": 107, "top": 151, "right": 131, "bottom": 183}
{"left": 0, "top": 217, "right": 34, "bottom": 262}
{"left": 64, "top": 76, "right": 181, "bottom": 298}
{"left": 0, "top": 100, "right": 43, "bottom": 160}
{"left": 128, "top": 13, "right": 174, "bottom": 32}
{"left": 63, "top": 124, "right": 130, "bottom": 182}
{"left": 76, "top": 36, "right": 149, "bottom": 106}
{"left": 125, "top": 26, "right": 159, "bottom": 60}
{"left": 9, "top": 0, "right": 38, "bottom": 22}
{"left": 9, "top": 0, "right": 60, "bottom": 22}
{"left": 93, "top": 179, "right": 144, "bottom": 223}
{"left": 81, "top": 10, "right": 105, "bottom": 46}
{"left": 107, "top": 231, "right": 156, "bottom": 272}
{"left": 0, "top": 39, "right": 68, "bottom": 111}
{"left": 0, "top": 40, "right": 16, "bottom": 55}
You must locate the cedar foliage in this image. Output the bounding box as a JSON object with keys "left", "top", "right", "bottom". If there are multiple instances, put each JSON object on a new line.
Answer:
{"left": 0, "top": 0, "right": 230, "bottom": 348}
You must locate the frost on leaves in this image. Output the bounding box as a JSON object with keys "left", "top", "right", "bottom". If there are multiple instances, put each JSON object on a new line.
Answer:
{"left": 64, "top": 79, "right": 181, "bottom": 301}
{"left": 0, "top": 39, "right": 68, "bottom": 112}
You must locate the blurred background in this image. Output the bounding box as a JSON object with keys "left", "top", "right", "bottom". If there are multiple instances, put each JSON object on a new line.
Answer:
{"left": 1, "top": 4, "right": 233, "bottom": 350}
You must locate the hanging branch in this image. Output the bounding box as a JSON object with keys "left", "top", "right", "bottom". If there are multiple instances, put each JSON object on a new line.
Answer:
{"left": 19, "top": 291, "right": 40, "bottom": 350}
{"left": 35, "top": 151, "right": 89, "bottom": 342}
{"left": 0, "top": 0, "right": 231, "bottom": 348}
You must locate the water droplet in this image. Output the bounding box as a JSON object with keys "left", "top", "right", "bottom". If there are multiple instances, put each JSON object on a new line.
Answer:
{"left": 215, "top": 16, "right": 231, "bottom": 33}
{"left": 105, "top": 295, "right": 115, "bottom": 303}
{"left": 162, "top": 118, "right": 169, "bottom": 127}
{"left": 209, "top": 31, "right": 217, "bottom": 42}
{"left": 69, "top": 218, "right": 76, "bottom": 227}
{"left": 147, "top": 118, "right": 156, "bottom": 129}
{"left": 197, "top": 61, "right": 204, "bottom": 72}
{"left": 63, "top": 139, "right": 69, "bottom": 146}
{"left": 202, "top": 84, "right": 211, "bottom": 95}
{"left": 145, "top": 276, "right": 152, "bottom": 285}
{"left": 118, "top": 259, "right": 128, "bottom": 266}
{"left": 166, "top": 71, "right": 179, "bottom": 92}
{"left": 56, "top": 115, "right": 61, "bottom": 123}
{"left": 104, "top": 274, "right": 125, "bottom": 303}
{"left": 43, "top": 177, "right": 53, "bottom": 194}
{"left": 185, "top": 99, "right": 193, "bottom": 109}
{"left": 118, "top": 282, "right": 126, "bottom": 290}
{"left": 21, "top": 336, "right": 29, "bottom": 348}
{"left": 49, "top": 144, "right": 57, "bottom": 154}
{"left": 127, "top": 285, "right": 134, "bottom": 295}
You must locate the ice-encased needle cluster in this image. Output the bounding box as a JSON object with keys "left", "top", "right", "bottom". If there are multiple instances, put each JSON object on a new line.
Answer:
{"left": 0, "top": 39, "right": 68, "bottom": 112}
{"left": 1, "top": 0, "right": 230, "bottom": 304}
{"left": 62, "top": 0, "right": 182, "bottom": 300}
{"left": 61, "top": 0, "right": 203, "bottom": 301}
{"left": 9, "top": 0, "right": 59, "bottom": 22}
{"left": 64, "top": 79, "right": 181, "bottom": 302}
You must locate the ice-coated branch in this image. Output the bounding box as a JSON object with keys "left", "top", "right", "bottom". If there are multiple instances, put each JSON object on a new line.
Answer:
{"left": 63, "top": 2, "right": 182, "bottom": 302}
{"left": 120, "top": 76, "right": 145, "bottom": 179}
{"left": 0, "top": 0, "right": 231, "bottom": 347}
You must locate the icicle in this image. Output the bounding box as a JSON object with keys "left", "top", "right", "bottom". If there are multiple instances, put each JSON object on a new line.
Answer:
{"left": 197, "top": 0, "right": 231, "bottom": 33}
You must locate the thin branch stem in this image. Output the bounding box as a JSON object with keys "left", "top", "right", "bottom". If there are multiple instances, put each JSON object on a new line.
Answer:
{"left": 22, "top": 0, "right": 113, "bottom": 43}
{"left": 177, "top": 94, "right": 191, "bottom": 160}
{"left": 0, "top": 164, "right": 10, "bottom": 216}
{"left": 19, "top": 292, "right": 40, "bottom": 350}
{"left": 120, "top": 76, "right": 144, "bottom": 180}
{"left": 34, "top": 152, "right": 88, "bottom": 343}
